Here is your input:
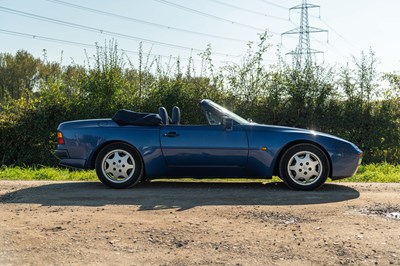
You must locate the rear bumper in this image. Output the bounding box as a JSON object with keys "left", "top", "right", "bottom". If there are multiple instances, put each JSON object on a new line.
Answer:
{"left": 54, "top": 149, "right": 86, "bottom": 169}
{"left": 54, "top": 149, "right": 69, "bottom": 159}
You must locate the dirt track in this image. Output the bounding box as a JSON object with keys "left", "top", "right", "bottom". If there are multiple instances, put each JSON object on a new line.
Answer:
{"left": 0, "top": 180, "right": 399, "bottom": 265}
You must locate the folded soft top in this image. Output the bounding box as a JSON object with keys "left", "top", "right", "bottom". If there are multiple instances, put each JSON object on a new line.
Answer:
{"left": 112, "top": 109, "right": 162, "bottom": 126}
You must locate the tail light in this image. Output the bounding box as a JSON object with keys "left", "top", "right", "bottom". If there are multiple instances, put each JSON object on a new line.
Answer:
{"left": 57, "top": 131, "right": 65, "bottom": 145}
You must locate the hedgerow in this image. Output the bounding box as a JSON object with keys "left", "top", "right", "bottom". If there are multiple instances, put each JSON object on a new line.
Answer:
{"left": 0, "top": 38, "right": 399, "bottom": 166}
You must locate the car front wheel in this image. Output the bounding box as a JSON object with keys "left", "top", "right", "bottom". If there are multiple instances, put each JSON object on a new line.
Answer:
{"left": 95, "top": 143, "right": 143, "bottom": 189}
{"left": 279, "top": 144, "right": 330, "bottom": 191}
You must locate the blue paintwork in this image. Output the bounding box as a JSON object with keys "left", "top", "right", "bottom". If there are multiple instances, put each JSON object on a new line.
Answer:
{"left": 55, "top": 99, "right": 362, "bottom": 180}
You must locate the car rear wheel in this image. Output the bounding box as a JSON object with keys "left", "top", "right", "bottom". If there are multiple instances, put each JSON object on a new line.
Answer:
{"left": 95, "top": 143, "right": 143, "bottom": 189}
{"left": 279, "top": 144, "right": 330, "bottom": 191}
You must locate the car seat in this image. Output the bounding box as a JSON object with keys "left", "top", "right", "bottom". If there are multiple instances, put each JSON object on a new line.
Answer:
{"left": 171, "top": 106, "right": 181, "bottom": 125}
{"left": 159, "top": 107, "right": 169, "bottom": 125}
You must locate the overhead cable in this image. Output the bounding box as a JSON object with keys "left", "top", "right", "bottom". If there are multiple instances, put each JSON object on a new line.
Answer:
{"left": 0, "top": 6, "right": 240, "bottom": 58}
{"left": 0, "top": 28, "right": 230, "bottom": 63}
{"left": 153, "top": 0, "right": 268, "bottom": 32}
{"left": 207, "top": 0, "right": 288, "bottom": 22}
{"left": 256, "top": 0, "right": 288, "bottom": 10}
{"left": 46, "top": 0, "right": 248, "bottom": 43}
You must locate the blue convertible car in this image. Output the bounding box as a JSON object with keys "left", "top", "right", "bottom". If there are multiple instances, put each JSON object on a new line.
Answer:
{"left": 55, "top": 99, "right": 362, "bottom": 191}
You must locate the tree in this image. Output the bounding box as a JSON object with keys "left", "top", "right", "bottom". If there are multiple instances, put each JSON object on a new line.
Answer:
{"left": 0, "top": 50, "right": 41, "bottom": 101}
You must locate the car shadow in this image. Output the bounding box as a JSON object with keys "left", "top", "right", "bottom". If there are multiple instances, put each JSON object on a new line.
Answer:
{"left": 0, "top": 181, "right": 360, "bottom": 211}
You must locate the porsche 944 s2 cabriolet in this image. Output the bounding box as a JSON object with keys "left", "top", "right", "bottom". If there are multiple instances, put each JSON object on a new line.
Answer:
{"left": 55, "top": 99, "right": 363, "bottom": 191}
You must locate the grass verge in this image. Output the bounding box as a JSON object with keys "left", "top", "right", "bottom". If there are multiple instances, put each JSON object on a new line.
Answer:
{"left": 337, "top": 163, "right": 400, "bottom": 183}
{"left": 0, "top": 166, "right": 97, "bottom": 181}
{"left": 0, "top": 163, "right": 398, "bottom": 183}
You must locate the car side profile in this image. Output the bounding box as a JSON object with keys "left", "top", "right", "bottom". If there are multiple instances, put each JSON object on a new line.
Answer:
{"left": 55, "top": 99, "right": 363, "bottom": 191}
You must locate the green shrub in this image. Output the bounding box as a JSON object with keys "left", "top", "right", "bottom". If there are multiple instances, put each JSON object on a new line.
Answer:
{"left": 0, "top": 39, "right": 399, "bottom": 166}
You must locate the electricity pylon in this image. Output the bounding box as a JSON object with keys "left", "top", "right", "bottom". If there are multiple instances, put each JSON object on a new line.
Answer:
{"left": 282, "top": 0, "right": 328, "bottom": 70}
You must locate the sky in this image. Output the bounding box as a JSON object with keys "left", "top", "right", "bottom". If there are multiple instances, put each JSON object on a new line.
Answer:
{"left": 0, "top": 0, "right": 399, "bottom": 73}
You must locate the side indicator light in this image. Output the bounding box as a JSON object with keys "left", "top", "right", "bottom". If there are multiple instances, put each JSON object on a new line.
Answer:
{"left": 261, "top": 147, "right": 268, "bottom": 151}
{"left": 57, "top": 131, "right": 65, "bottom": 145}
{"left": 358, "top": 153, "right": 363, "bottom": 165}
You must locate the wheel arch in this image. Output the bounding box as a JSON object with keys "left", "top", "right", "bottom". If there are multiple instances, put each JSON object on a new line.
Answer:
{"left": 273, "top": 140, "right": 332, "bottom": 178}
{"left": 88, "top": 141, "right": 144, "bottom": 173}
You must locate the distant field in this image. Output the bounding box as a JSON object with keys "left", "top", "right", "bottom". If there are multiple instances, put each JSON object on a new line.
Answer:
{"left": 0, "top": 163, "right": 399, "bottom": 183}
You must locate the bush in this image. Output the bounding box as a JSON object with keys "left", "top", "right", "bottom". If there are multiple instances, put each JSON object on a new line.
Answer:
{"left": 0, "top": 40, "right": 399, "bottom": 166}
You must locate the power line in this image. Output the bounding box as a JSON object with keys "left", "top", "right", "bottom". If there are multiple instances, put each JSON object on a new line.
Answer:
{"left": 319, "top": 18, "right": 361, "bottom": 53}
{"left": 207, "top": 0, "right": 288, "bottom": 22}
{"left": 45, "top": 0, "right": 248, "bottom": 44}
{"left": 309, "top": 35, "right": 351, "bottom": 61}
{"left": 0, "top": 28, "right": 93, "bottom": 49}
{"left": 152, "top": 0, "right": 267, "bottom": 32}
{"left": 256, "top": 0, "right": 288, "bottom": 10}
{"left": 0, "top": 6, "right": 240, "bottom": 58}
{"left": 44, "top": 2, "right": 353, "bottom": 63}
{"left": 0, "top": 28, "right": 238, "bottom": 64}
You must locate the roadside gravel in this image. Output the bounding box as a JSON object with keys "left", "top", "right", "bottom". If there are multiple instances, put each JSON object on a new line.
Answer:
{"left": 1, "top": 181, "right": 399, "bottom": 265}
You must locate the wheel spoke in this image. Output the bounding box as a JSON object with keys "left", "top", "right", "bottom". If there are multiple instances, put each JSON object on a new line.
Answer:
{"left": 105, "top": 158, "right": 115, "bottom": 170}
{"left": 294, "top": 172, "right": 311, "bottom": 182}
{"left": 309, "top": 169, "right": 320, "bottom": 177}
{"left": 309, "top": 160, "right": 320, "bottom": 169}
{"left": 293, "top": 155, "right": 301, "bottom": 162}
{"left": 118, "top": 169, "right": 129, "bottom": 179}
{"left": 125, "top": 164, "right": 134, "bottom": 170}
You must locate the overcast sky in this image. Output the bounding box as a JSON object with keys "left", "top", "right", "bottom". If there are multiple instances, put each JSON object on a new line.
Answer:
{"left": 1, "top": 0, "right": 399, "bottom": 72}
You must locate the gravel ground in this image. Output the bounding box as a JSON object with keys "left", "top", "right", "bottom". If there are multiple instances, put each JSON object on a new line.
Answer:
{"left": 0, "top": 180, "right": 399, "bottom": 265}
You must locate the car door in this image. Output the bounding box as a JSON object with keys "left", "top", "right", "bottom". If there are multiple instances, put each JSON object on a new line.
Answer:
{"left": 160, "top": 124, "right": 249, "bottom": 176}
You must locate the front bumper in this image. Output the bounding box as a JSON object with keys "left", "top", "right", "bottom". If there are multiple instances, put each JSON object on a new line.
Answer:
{"left": 331, "top": 152, "right": 363, "bottom": 180}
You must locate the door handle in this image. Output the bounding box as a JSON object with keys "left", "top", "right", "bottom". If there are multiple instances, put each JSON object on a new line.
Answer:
{"left": 163, "top": 132, "right": 179, "bottom": 137}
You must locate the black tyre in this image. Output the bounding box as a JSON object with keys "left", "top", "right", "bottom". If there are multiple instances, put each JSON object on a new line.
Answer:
{"left": 95, "top": 142, "right": 143, "bottom": 189}
{"left": 279, "top": 144, "right": 330, "bottom": 191}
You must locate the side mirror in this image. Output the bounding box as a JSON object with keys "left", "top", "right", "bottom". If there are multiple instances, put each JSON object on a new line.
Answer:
{"left": 222, "top": 116, "right": 233, "bottom": 131}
